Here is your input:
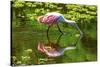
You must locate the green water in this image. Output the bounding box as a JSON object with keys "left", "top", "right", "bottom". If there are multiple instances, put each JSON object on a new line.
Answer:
{"left": 11, "top": 23, "right": 97, "bottom": 65}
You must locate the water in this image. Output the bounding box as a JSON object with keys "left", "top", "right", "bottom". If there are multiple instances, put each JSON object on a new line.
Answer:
{"left": 11, "top": 24, "right": 97, "bottom": 65}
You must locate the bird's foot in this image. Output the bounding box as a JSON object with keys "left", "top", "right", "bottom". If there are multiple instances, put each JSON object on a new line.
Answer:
{"left": 60, "top": 32, "right": 64, "bottom": 35}
{"left": 61, "top": 32, "right": 67, "bottom": 35}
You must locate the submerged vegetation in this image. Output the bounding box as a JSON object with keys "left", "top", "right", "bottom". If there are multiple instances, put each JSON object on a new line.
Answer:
{"left": 11, "top": 1, "right": 97, "bottom": 65}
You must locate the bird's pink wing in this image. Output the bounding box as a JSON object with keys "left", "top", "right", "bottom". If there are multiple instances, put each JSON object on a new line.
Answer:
{"left": 42, "top": 15, "right": 60, "bottom": 24}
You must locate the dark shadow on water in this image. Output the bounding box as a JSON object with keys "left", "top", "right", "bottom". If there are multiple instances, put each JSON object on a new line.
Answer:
{"left": 81, "top": 33, "right": 97, "bottom": 54}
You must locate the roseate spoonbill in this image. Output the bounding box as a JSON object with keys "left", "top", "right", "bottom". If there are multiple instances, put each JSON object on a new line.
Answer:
{"left": 38, "top": 42, "right": 76, "bottom": 57}
{"left": 37, "top": 12, "right": 83, "bottom": 39}
{"left": 38, "top": 34, "right": 76, "bottom": 57}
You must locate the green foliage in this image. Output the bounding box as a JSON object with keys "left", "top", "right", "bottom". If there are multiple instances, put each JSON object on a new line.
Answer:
{"left": 11, "top": 1, "right": 97, "bottom": 30}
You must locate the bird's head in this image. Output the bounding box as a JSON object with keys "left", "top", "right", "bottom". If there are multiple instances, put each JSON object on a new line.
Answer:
{"left": 37, "top": 16, "right": 44, "bottom": 23}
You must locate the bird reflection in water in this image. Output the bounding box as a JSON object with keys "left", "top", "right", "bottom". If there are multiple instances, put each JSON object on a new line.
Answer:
{"left": 37, "top": 34, "right": 76, "bottom": 57}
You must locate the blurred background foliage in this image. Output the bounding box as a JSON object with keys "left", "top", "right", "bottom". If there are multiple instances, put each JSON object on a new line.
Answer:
{"left": 11, "top": 0, "right": 97, "bottom": 31}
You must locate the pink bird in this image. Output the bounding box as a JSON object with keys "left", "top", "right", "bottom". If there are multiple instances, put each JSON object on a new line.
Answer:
{"left": 37, "top": 12, "right": 83, "bottom": 39}
{"left": 37, "top": 12, "right": 83, "bottom": 57}
{"left": 37, "top": 42, "right": 76, "bottom": 57}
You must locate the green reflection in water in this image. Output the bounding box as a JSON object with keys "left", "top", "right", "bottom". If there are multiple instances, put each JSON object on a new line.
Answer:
{"left": 12, "top": 24, "right": 97, "bottom": 65}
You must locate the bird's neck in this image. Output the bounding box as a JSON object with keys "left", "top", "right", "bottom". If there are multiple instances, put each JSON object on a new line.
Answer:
{"left": 64, "top": 18, "right": 72, "bottom": 22}
{"left": 64, "top": 19, "right": 83, "bottom": 39}
{"left": 60, "top": 46, "right": 76, "bottom": 55}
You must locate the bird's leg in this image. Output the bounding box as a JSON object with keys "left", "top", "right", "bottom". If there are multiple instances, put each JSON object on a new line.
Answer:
{"left": 47, "top": 25, "right": 51, "bottom": 43}
{"left": 57, "top": 24, "right": 63, "bottom": 34}
{"left": 56, "top": 33, "right": 63, "bottom": 44}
